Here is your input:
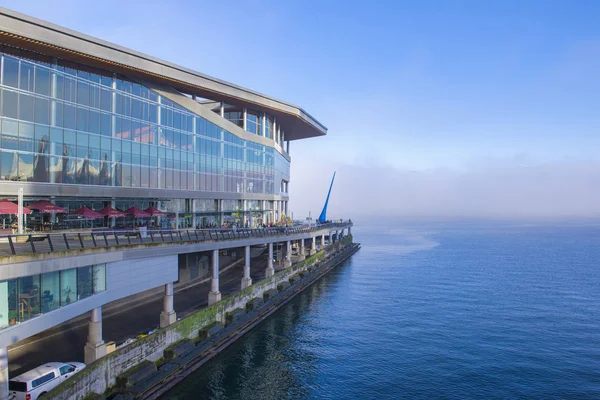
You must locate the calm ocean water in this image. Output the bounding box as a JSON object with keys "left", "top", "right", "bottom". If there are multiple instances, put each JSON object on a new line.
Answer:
{"left": 161, "top": 221, "right": 600, "bottom": 399}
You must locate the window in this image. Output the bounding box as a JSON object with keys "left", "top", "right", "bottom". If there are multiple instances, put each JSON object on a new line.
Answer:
{"left": 8, "top": 381, "right": 27, "bottom": 392}
{"left": 34, "top": 67, "right": 50, "bottom": 96}
{"left": 60, "top": 269, "right": 76, "bottom": 306}
{"left": 41, "top": 272, "right": 60, "bottom": 313}
{"left": 2, "top": 56, "right": 19, "bottom": 88}
{"left": 32, "top": 372, "right": 55, "bottom": 388}
{"left": 1, "top": 90, "right": 17, "bottom": 119}
{"left": 59, "top": 365, "right": 75, "bottom": 375}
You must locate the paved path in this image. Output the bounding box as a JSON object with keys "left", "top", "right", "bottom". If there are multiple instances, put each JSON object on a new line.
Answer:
{"left": 7, "top": 254, "right": 268, "bottom": 377}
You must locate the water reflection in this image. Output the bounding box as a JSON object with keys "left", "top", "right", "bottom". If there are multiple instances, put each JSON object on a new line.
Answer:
{"left": 160, "top": 278, "right": 337, "bottom": 400}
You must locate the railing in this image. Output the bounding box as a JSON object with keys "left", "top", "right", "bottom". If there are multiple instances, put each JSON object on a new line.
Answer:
{"left": 0, "top": 221, "right": 352, "bottom": 257}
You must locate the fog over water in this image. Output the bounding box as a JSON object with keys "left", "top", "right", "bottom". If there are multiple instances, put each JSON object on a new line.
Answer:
{"left": 290, "top": 159, "right": 600, "bottom": 220}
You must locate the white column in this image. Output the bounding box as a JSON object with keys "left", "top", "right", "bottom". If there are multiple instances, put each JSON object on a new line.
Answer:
{"left": 283, "top": 240, "right": 292, "bottom": 267}
{"left": 220, "top": 102, "right": 225, "bottom": 117}
{"left": 348, "top": 226, "right": 352, "bottom": 235}
{"left": 262, "top": 113, "right": 267, "bottom": 137}
{"left": 298, "top": 239, "right": 306, "bottom": 261}
{"left": 17, "top": 187, "right": 23, "bottom": 234}
{"left": 272, "top": 118, "right": 277, "bottom": 140}
{"left": 84, "top": 307, "right": 107, "bottom": 364}
{"left": 208, "top": 249, "right": 221, "bottom": 304}
{"left": 310, "top": 236, "right": 317, "bottom": 255}
{"left": 243, "top": 108, "right": 247, "bottom": 131}
{"left": 110, "top": 199, "right": 116, "bottom": 228}
{"left": 242, "top": 245, "right": 252, "bottom": 289}
{"left": 0, "top": 347, "right": 7, "bottom": 400}
{"left": 160, "top": 282, "right": 176, "bottom": 328}
{"left": 321, "top": 233, "right": 325, "bottom": 247}
{"left": 266, "top": 242, "right": 275, "bottom": 277}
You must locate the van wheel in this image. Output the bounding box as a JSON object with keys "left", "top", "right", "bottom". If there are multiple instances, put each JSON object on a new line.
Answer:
{"left": 39, "top": 392, "right": 47, "bottom": 398}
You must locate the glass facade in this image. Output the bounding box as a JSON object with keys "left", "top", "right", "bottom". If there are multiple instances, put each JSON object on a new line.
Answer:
{"left": 0, "top": 46, "right": 288, "bottom": 195}
{"left": 0, "top": 263, "right": 106, "bottom": 329}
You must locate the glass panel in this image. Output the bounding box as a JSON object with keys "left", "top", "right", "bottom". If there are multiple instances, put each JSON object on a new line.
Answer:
{"left": 63, "top": 104, "right": 76, "bottom": 130}
{"left": 0, "top": 151, "right": 17, "bottom": 180}
{"left": 34, "top": 97, "right": 50, "bottom": 125}
{"left": 18, "top": 274, "right": 40, "bottom": 321}
{"left": 19, "top": 62, "right": 34, "bottom": 91}
{"left": 93, "top": 264, "right": 106, "bottom": 293}
{"left": 41, "top": 271, "right": 60, "bottom": 313}
{"left": 2, "top": 56, "right": 19, "bottom": 88}
{"left": 0, "top": 279, "right": 17, "bottom": 327}
{"left": 19, "top": 93, "right": 34, "bottom": 123}
{"left": 20, "top": 120, "right": 39, "bottom": 152}
{"left": 18, "top": 153, "right": 34, "bottom": 181}
{"left": 34, "top": 66, "right": 50, "bottom": 96}
{"left": 77, "top": 266, "right": 93, "bottom": 300}
{"left": 1, "top": 90, "right": 17, "bottom": 119}
{"left": 60, "top": 269, "right": 77, "bottom": 306}
{"left": 33, "top": 154, "right": 49, "bottom": 182}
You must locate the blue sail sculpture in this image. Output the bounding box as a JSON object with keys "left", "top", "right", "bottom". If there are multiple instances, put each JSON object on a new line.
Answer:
{"left": 318, "top": 172, "right": 336, "bottom": 223}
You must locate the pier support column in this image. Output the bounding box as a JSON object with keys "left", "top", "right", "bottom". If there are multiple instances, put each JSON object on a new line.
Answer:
{"left": 160, "top": 282, "right": 176, "bottom": 328}
{"left": 208, "top": 249, "right": 221, "bottom": 305}
{"left": 266, "top": 242, "right": 275, "bottom": 277}
{"left": 348, "top": 226, "right": 351, "bottom": 235}
{"left": 84, "top": 307, "right": 107, "bottom": 364}
{"left": 310, "top": 236, "right": 317, "bottom": 255}
{"left": 0, "top": 347, "right": 7, "bottom": 399}
{"left": 321, "top": 233, "right": 325, "bottom": 247}
{"left": 283, "top": 241, "right": 292, "bottom": 267}
{"left": 241, "top": 245, "right": 252, "bottom": 289}
{"left": 297, "top": 239, "right": 306, "bottom": 261}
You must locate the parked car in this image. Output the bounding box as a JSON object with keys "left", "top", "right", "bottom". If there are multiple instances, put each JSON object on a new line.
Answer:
{"left": 8, "top": 361, "right": 86, "bottom": 400}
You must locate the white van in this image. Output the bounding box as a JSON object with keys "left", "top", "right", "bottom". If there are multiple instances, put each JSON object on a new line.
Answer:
{"left": 8, "top": 362, "right": 86, "bottom": 400}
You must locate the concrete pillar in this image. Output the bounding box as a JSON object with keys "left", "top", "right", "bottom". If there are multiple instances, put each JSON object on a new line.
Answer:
{"left": 321, "top": 233, "right": 325, "bottom": 247}
{"left": 286, "top": 140, "right": 290, "bottom": 154}
{"left": 110, "top": 199, "right": 116, "bottom": 228}
{"left": 298, "top": 239, "right": 306, "bottom": 261}
{"left": 283, "top": 241, "right": 292, "bottom": 267}
{"left": 160, "top": 282, "right": 176, "bottom": 328}
{"left": 348, "top": 226, "right": 352, "bottom": 235}
{"left": 243, "top": 108, "right": 247, "bottom": 131}
{"left": 266, "top": 242, "right": 275, "bottom": 277}
{"left": 208, "top": 249, "right": 221, "bottom": 304}
{"left": 220, "top": 102, "right": 225, "bottom": 117}
{"left": 0, "top": 347, "right": 7, "bottom": 399}
{"left": 310, "top": 236, "right": 317, "bottom": 255}
{"left": 84, "top": 307, "right": 107, "bottom": 364}
{"left": 242, "top": 245, "right": 252, "bottom": 289}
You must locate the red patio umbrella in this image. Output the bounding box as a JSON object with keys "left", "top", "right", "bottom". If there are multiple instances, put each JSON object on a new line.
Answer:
{"left": 70, "top": 206, "right": 102, "bottom": 219}
{"left": 97, "top": 206, "right": 126, "bottom": 218}
{"left": 27, "top": 200, "right": 67, "bottom": 214}
{"left": 125, "top": 207, "right": 150, "bottom": 217}
{"left": 0, "top": 199, "right": 32, "bottom": 215}
{"left": 144, "top": 206, "right": 165, "bottom": 216}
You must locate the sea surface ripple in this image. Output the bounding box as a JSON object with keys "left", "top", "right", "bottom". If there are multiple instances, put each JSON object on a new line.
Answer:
{"left": 161, "top": 222, "right": 600, "bottom": 399}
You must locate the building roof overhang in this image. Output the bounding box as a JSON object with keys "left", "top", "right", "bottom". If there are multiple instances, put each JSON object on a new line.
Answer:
{"left": 0, "top": 7, "right": 327, "bottom": 141}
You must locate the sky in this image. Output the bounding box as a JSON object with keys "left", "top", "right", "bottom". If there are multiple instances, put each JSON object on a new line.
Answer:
{"left": 3, "top": 0, "right": 600, "bottom": 219}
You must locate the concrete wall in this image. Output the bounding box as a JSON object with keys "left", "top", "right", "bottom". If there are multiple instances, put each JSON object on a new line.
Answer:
{"left": 45, "top": 241, "right": 352, "bottom": 400}
{"left": 0, "top": 255, "right": 177, "bottom": 349}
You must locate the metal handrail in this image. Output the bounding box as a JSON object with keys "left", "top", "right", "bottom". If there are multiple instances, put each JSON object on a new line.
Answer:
{"left": 0, "top": 221, "right": 352, "bottom": 256}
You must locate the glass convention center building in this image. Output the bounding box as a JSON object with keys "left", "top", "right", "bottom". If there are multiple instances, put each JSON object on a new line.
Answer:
{"left": 0, "top": 8, "right": 326, "bottom": 230}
